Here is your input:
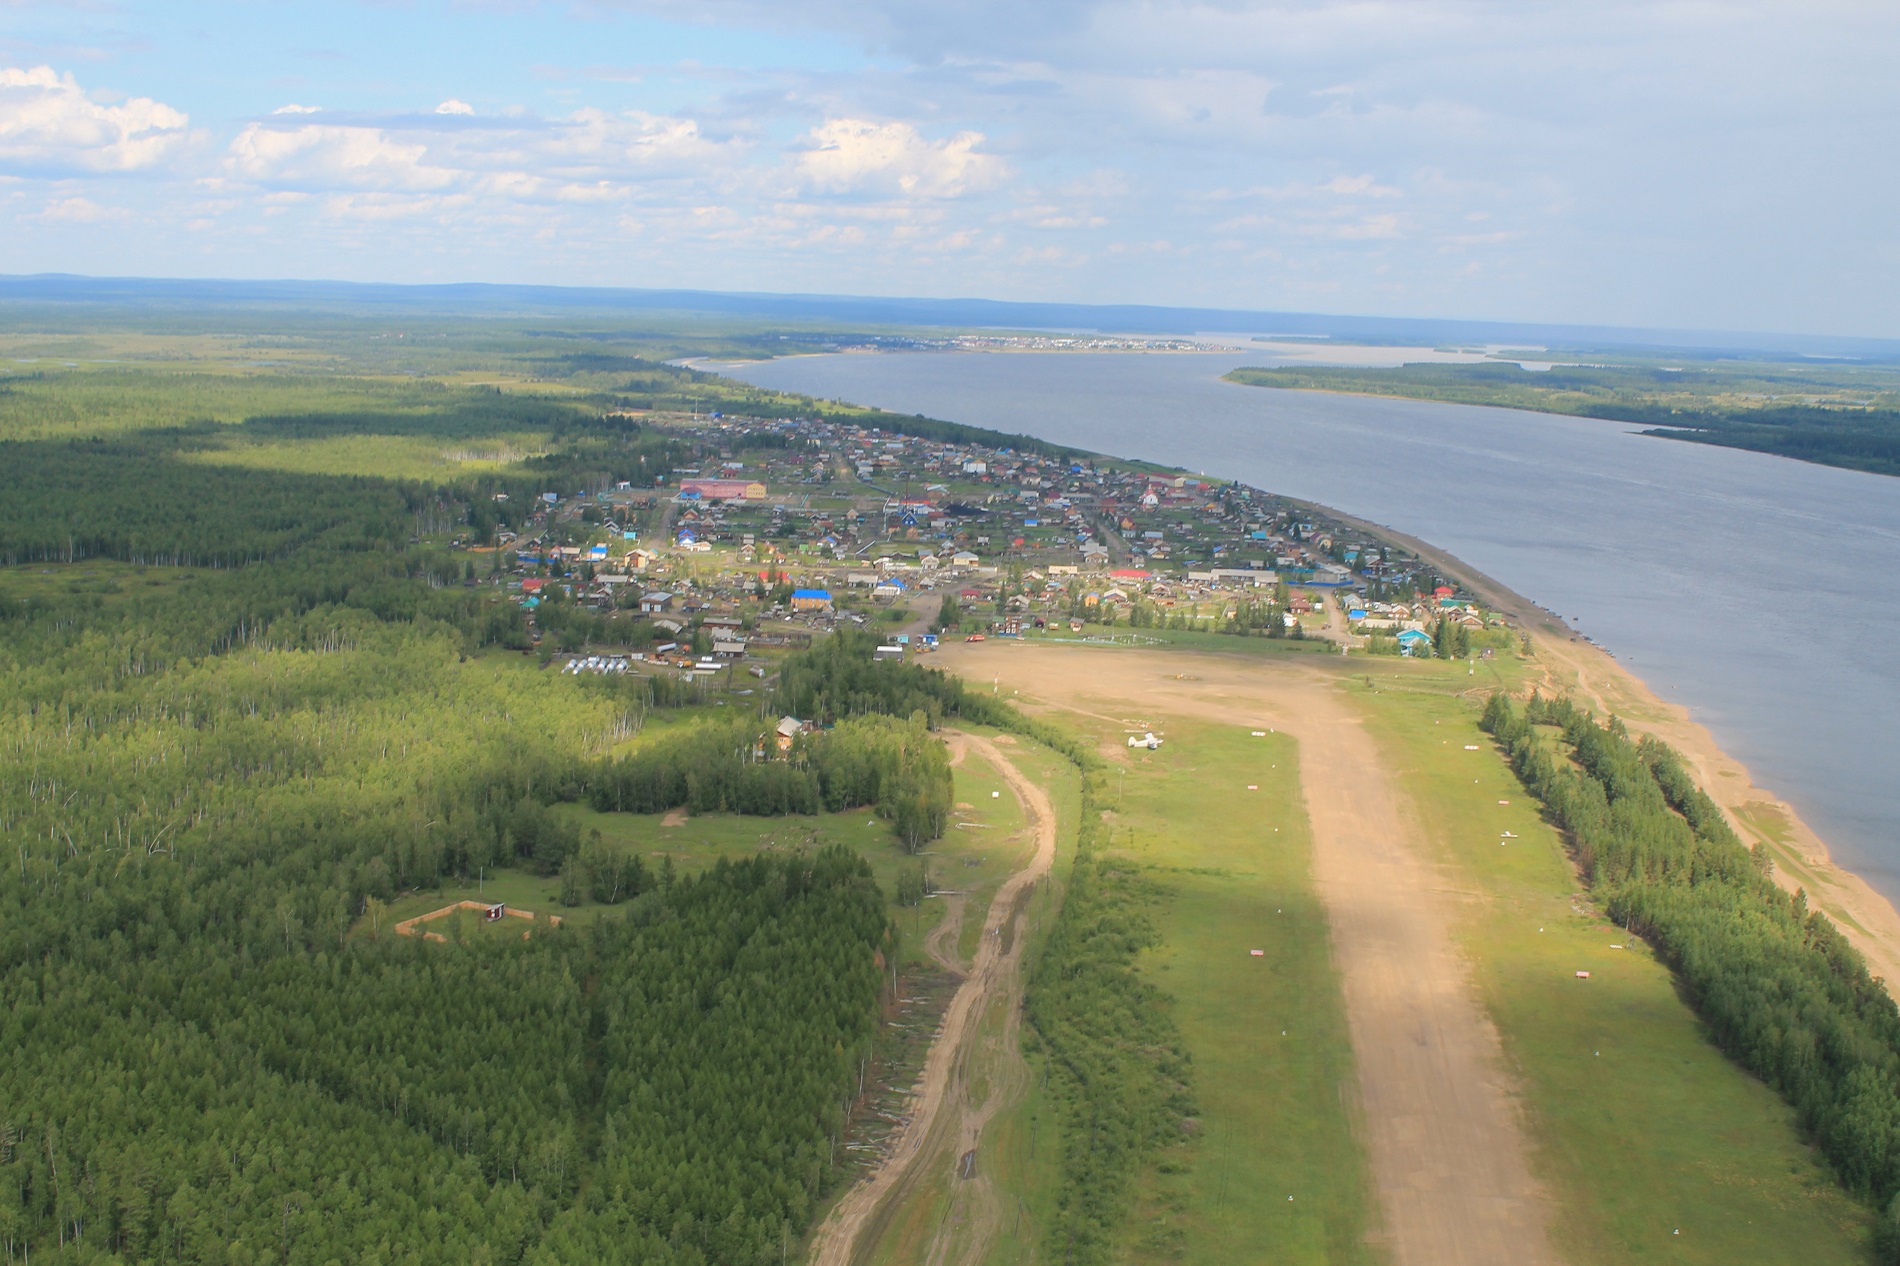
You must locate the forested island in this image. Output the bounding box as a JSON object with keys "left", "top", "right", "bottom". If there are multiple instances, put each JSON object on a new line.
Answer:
{"left": 1226, "top": 358, "right": 1900, "bottom": 476}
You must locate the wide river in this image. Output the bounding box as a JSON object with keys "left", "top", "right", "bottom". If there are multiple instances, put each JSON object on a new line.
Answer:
{"left": 717, "top": 349, "right": 1900, "bottom": 904}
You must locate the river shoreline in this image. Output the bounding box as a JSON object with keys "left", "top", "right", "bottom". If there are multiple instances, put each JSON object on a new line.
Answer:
{"left": 706, "top": 351, "right": 1900, "bottom": 988}
{"left": 1332, "top": 502, "right": 1900, "bottom": 987}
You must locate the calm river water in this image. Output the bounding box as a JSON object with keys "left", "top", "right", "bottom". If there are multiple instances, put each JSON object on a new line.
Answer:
{"left": 718, "top": 349, "right": 1900, "bottom": 904}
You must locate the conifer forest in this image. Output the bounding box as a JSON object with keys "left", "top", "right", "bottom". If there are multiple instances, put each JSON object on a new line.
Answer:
{"left": 0, "top": 319, "right": 969, "bottom": 1264}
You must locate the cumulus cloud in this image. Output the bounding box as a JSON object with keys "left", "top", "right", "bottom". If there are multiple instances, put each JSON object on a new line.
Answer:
{"left": 227, "top": 122, "right": 457, "bottom": 192}
{"left": 6, "top": 0, "right": 1898, "bottom": 332}
{"left": 220, "top": 106, "right": 750, "bottom": 207}
{"left": 528, "top": 108, "right": 740, "bottom": 176}
{"left": 795, "top": 119, "right": 1007, "bottom": 198}
{"left": 38, "top": 194, "right": 126, "bottom": 223}
{"left": 0, "top": 65, "right": 190, "bottom": 174}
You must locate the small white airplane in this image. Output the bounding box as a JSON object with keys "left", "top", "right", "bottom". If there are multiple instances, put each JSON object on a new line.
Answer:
{"left": 1127, "top": 732, "right": 1164, "bottom": 750}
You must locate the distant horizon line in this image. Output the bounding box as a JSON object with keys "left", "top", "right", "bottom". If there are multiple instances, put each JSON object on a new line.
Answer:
{"left": 3, "top": 270, "right": 1896, "bottom": 360}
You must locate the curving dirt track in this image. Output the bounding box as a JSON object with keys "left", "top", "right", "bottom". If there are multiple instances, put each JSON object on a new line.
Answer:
{"left": 937, "top": 640, "right": 1558, "bottom": 1266}
{"left": 806, "top": 731, "right": 1057, "bottom": 1266}
{"left": 921, "top": 895, "right": 968, "bottom": 976}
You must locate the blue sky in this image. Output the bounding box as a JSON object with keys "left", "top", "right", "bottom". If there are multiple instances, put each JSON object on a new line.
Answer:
{"left": 2, "top": 0, "right": 1896, "bottom": 336}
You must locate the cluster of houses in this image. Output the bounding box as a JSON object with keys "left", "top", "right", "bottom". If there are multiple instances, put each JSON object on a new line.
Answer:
{"left": 459, "top": 408, "right": 1506, "bottom": 667}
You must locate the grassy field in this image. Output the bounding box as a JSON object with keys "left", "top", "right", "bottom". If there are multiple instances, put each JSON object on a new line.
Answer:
{"left": 1349, "top": 662, "right": 1876, "bottom": 1262}
{"left": 0, "top": 559, "right": 203, "bottom": 606}
{"left": 1096, "top": 715, "right": 1376, "bottom": 1264}
{"left": 346, "top": 726, "right": 1065, "bottom": 970}
{"left": 1018, "top": 622, "right": 1341, "bottom": 658}
{"left": 187, "top": 431, "right": 549, "bottom": 480}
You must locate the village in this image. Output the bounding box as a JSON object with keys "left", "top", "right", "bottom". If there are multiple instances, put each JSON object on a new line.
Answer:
{"left": 457, "top": 409, "right": 1516, "bottom": 676}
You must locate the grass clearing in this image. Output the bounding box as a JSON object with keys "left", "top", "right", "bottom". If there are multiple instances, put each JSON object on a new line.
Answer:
{"left": 0, "top": 559, "right": 203, "bottom": 606}
{"left": 349, "top": 727, "right": 1060, "bottom": 969}
{"left": 1102, "top": 715, "right": 1375, "bottom": 1264}
{"left": 1019, "top": 622, "right": 1339, "bottom": 658}
{"left": 354, "top": 869, "right": 593, "bottom": 941}
{"left": 187, "top": 431, "right": 549, "bottom": 480}
{"left": 1352, "top": 672, "right": 1875, "bottom": 1263}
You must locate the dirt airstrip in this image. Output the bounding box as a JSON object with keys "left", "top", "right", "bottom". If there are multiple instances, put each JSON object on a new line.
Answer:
{"left": 939, "top": 641, "right": 1557, "bottom": 1266}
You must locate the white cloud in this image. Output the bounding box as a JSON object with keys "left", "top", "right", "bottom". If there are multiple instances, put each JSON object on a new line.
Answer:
{"left": 272, "top": 104, "right": 321, "bottom": 116}
{"left": 530, "top": 108, "right": 740, "bottom": 176}
{"left": 1323, "top": 174, "right": 1400, "bottom": 199}
{"left": 323, "top": 192, "right": 470, "bottom": 221}
{"left": 37, "top": 194, "right": 125, "bottom": 223}
{"left": 227, "top": 123, "right": 457, "bottom": 192}
{"left": 0, "top": 65, "right": 190, "bottom": 173}
{"left": 220, "top": 107, "right": 750, "bottom": 208}
{"left": 795, "top": 118, "right": 1007, "bottom": 198}
{"left": 1323, "top": 212, "right": 1401, "bottom": 240}
{"left": 6, "top": 1, "right": 1899, "bottom": 334}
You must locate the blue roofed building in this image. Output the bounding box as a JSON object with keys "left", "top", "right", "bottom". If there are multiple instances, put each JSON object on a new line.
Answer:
{"left": 791, "top": 588, "right": 833, "bottom": 612}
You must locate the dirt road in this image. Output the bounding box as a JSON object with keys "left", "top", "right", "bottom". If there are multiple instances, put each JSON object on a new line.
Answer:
{"left": 806, "top": 731, "right": 1057, "bottom": 1266}
{"left": 1289, "top": 679, "right": 1557, "bottom": 1265}
{"left": 937, "top": 640, "right": 1558, "bottom": 1266}
{"left": 921, "top": 895, "right": 968, "bottom": 975}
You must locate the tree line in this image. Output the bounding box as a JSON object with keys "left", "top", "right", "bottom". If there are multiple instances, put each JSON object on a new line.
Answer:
{"left": 1483, "top": 692, "right": 1900, "bottom": 1252}
{"left": 585, "top": 712, "right": 953, "bottom": 852}
{"left": 1227, "top": 360, "right": 1900, "bottom": 478}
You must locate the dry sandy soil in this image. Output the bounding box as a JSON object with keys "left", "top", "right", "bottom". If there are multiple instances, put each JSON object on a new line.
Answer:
{"left": 806, "top": 731, "right": 1056, "bottom": 1266}
{"left": 939, "top": 640, "right": 1558, "bottom": 1266}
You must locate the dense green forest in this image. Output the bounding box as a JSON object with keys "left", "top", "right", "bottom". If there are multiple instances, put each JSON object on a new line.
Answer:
{"left": 1227, "top": 359, "right": 1900, "bottom": 476}
{"left": 587, "top": 712, "right": 954, "bottom": 852}
{"left": 1483, "top": 694, "right": 1900, "bottom": 1254}
{"left": 0, "top": 342, "right": 1054, "bottom": 1262}
{"left": 0, "top": 564, "right": 896, "bottom": 1264}
{"left": 0, "top": 316, "right": 1209, "bottom": 1264}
